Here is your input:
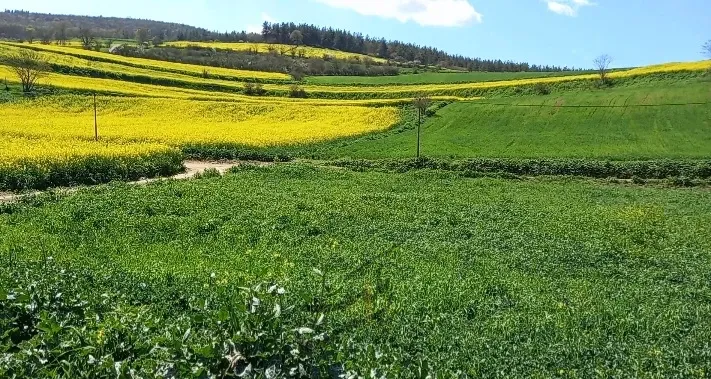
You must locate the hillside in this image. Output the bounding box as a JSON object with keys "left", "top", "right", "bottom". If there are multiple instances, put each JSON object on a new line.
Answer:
{"left": 0, "top": 9, "right": 218, "bottom": 41}
{"left": 1, "top": 8, "right": 711, "bottom": 378}
{"left": 1, "top": 10, "right": 577, "bottom": 73}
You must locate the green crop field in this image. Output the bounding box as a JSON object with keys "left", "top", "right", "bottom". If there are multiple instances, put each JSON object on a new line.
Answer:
{"left": 319, "top": 78, "right": 711, "bottom": 160}
{"left": 2, "top": 165, "right": 711, "bottom": 376}
{"left": 306, "top": 70, "right": 594, "bottom": 85}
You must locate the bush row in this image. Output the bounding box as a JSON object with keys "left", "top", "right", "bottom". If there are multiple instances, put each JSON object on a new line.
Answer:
{"left": 181, "top": 143, "right": 294, "bottom": 162}
{"left": 0, "top": 150, "right": 184, "bottom": 191}
{"left": 330, "top": 157, "right": 711, "bottom": 180}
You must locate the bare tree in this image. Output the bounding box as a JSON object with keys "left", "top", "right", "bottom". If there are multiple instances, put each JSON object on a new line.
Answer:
{"left": 79, "top": 26, "right": 95, "bottom": 49}
{"left": 55, "top": 22, "right": 68, "bottom": 45}
{"left": 135, "top": 28, "right": 150, "bottom": 45}
{"left": 25, "top": 27, "right": 36, "bottom": 44}
{"left": 4, "top": 49, "right": 50, "bottom": 93}
{"left": 703, "top": 40, "right": 711, "bottom": 59}
{"left": 593, "top": 54, "right": 613, "bottom": 83}
{"left": 39, "top": 28, "right": 52, "bottom": 45}
{"left": 412, "top": 94, "right": 432, "bottom": 158}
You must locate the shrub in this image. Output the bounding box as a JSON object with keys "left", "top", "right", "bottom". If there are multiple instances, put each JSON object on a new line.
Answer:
{"left": 244, "top": 82, "right": 266, "bottom": 96}
{"left": 533, "top": 82, "right": 550, "bottom": 95}
{"left": 631, "top": 176, "right": 646, "bottom": 185}
{"left": 194, "top": 167, "right": 222, "bottom": 179}
{"left": 289, "top": 84, "right": 307, "bottom": 98}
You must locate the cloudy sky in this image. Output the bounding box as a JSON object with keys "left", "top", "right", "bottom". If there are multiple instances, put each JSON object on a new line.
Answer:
{"left": 4, "top": 0, "right": 710, "bottom": 68}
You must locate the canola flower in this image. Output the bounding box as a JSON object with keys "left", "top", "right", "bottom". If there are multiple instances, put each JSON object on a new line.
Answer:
{"left": 1, "top": 42, "right": 290, "bottom": 81}
{"left": 0, "top": 135, "right": 183, "bottom": 190}
{"left": 165, "top": 41, "right": 388, "bottom": 63}
{"left": 0, "top": 135, "right": 175, "bottom": 164}
{"left": 0, "top": 96, "right": 401, "bottom": 147}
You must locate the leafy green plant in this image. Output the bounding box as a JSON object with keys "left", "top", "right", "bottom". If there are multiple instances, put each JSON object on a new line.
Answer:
{"left": 193, "top": 167, "right": 222, "bottom": 179}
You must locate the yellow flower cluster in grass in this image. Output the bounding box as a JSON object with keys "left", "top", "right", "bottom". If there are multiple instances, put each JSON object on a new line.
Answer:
{"left": 0, "top": 96, "right": 401, "bottom": 147}
{"left": 0, "top": 135, "right": 175, "bottom": 168}
{"left": 165, "top": 41, "right": 387, "bottom": 63}
{"left": 1, "top": 42, "right": 290, "bottom": 81}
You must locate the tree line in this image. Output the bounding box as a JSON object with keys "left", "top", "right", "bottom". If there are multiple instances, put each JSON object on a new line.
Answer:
{"left": 256, "top": 22, "right": 581, "bottom": 72}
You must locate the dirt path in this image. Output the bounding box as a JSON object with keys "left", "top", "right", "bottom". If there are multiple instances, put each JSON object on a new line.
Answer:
{"left": 0, "top": 160, "right": 256, "bottom": 203}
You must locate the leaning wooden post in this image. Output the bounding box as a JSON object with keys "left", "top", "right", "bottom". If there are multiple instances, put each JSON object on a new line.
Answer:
{"left": 416, "top": 107, "right": 422, "bottom": 158}
{"left": 93, "top": 93, "right": 98, "bottom": 141}
{"left": 412, "top": 94, "right": 431, "bottom": 159}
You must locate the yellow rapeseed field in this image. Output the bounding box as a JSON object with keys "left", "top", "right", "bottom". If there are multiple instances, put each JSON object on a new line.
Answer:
{"left": 0, "top": 63, "right": 469, "bottom": 104}
{"left": 1, "top": 42, "right": 291, "bottom": 81}
{"left": 0, "top": 96, "right": 401, "bottom": 147}
{"left": 165, "top": 41, "right": 387, "bottom": 63}
{"left": 0, "top": 135, "right": 175, "bottom": 166}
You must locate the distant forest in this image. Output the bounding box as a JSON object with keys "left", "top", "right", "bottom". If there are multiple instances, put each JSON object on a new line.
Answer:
{"left": 1, "top": 10, "right": 582, "bottom": 72}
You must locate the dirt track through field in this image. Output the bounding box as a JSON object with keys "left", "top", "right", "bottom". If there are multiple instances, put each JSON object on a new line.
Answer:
{"left": 0, "top": 160, "right": 257, "bottom": 203}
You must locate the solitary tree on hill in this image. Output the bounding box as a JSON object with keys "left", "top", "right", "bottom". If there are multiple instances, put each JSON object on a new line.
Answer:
{"left": 4, "top": 49, "right": 50, "bottom": 93}
{"left": 135, "top": 28, "right": 150, "bottom": 45}
{"left": 593, "top": 54, "right": 613, "bottom": 83}
{"left": 290, "top": 30, "right": 304, "bottom": 46}
{"left": 25, "top": 27, "right": 36, "bottom": 44}
{"left": 79, "top": 26, "right": 95, "bottom": 49}
{"left": 703, "top": 40, "right": 711, "bottom": 58}
{"left": 55, "top": 22, "right": 68, "bottom": 45}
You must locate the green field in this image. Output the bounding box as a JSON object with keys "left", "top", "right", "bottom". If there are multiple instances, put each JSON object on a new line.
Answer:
{"left": 306, "top": 70, "right": 594, "bottom": 85}
{"left": 2, "top": 165, "right": 711, "bottom": 376}
{"left": 320, "top": 79, "right": 711, "bottom": 159}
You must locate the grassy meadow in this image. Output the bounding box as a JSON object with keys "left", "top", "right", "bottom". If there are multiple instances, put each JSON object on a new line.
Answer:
{"left": 2, "top": 165, "right": 711, "bottom": 376}
{"left": 321, "top": 79, "right": 711, "bottom": 160}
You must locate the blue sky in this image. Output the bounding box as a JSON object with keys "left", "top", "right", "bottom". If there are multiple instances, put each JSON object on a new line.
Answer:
{"left": 4, "top": 0, "right": 710, "bottom": 69}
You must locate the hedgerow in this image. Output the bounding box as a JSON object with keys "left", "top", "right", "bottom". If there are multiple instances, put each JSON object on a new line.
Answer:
{"left": 330, "top": 157, "right": 711, "bottom": 180}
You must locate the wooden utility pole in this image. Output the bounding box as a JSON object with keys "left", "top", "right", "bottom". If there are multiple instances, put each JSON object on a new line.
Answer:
{"left": 93, "top": 93, "right": 98, "bottom": 141}
{"left": 417, "top": 108, "right": 422, "bottom": 158}
{"left": 412, "top": 95, "right": 431, "bottom": 159}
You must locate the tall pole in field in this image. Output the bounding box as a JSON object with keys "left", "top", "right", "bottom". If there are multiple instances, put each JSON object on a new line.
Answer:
{"left": 412, "top": 94, "right": 431, "bottom": 159}
{"left": 416, "top": 108, "right": 421, "bottom": 158}
{"left": 93, "top": 93, "right": 98, "bottom": 141}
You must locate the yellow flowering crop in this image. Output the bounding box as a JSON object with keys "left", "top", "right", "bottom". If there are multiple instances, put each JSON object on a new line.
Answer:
{"left": 0, "top": 135, "right": 175, "bottom": 166}
{"left": 1, "top": 42, "right": 290, "bottom": 81}
{"left": 0, "top": 134, "right": 183, "bottom": 190}
{"left": 0, "top": 96, "right": 401, "bottom": 147}
{"left": 165, "top": 41, "right": 387, "bottom": 63}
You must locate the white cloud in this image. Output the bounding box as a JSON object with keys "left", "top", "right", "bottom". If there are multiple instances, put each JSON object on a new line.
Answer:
{"left": 546, "top": 0, "right": 594, "bottom": 16}
{"left": 245, "top": 12, "right": 277, "bottom": 34}
{"left": 313, "top": 0, "right": 482, "bottom": 27}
